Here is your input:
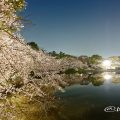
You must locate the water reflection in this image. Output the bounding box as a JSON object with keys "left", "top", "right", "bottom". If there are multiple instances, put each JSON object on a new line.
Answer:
{"left": 56, "top": 72, "right": 120, "bottom": 120}
{"left": 78, "top": 72, "right": 120, "bottom": 86}
{"left": 103, "top": 73, "right": 112, "bottom": 80}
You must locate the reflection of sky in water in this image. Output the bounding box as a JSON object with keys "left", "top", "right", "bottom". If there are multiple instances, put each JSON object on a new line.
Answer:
{"left": 56, "top": 73, "right": 120, "bottom": 120}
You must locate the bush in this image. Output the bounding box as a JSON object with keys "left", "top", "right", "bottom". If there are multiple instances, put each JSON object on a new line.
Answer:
{"left": 27, "top": 42, "right": 39, "bottom": 51}
{"left": 9, "top": 76, "right": 24, "bottom": 88}
{"left": 90, "top": 76, "right": 104, "bottom": 86}
{"left": 78, "top": 68, "right": 87, "bottom": 74}
{"left": 65, "top": 68, "right": 77, "bottom": 74}
{"left": 89, "top": 54, "right": 102, "bottom": 64}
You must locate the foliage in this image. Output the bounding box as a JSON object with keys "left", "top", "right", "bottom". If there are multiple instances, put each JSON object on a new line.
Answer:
{"left": 0, "top": 0, "right": 25, "bottom": 34}
{"left": 89, "top": 54, "right": 103, "bottom": 64}
{"left": 65, "top": 68, "right": 77, "bottom": 74}
{"left": 27, "top": 42, "right": 39, "bottom": 51}
{"left": 78, "top": 68, "right": 87, "bottom": 74}
{"left": 9, "top": 76, "right": 24, "bottom": 88}
{"left": 49, "top": 51, "right": 76, "bottom": 59}
{"left": 64, "top": 68, "right": 87, "bottom": 74}
{"left": 0, "top": 94, "right": 59, "bottom": 120}
{"left": 90, "top": 76, "right": 104, "bottom": 86}
{"left": 49, "top": 51, "right": 58, "bottom": 57}
{"left": 9, "top": 0, "right": 25, "bottom": 10}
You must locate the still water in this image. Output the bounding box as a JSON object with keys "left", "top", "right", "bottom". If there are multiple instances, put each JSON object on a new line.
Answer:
{"left": 56, "top": 72, "right": 120, "bottom": 120}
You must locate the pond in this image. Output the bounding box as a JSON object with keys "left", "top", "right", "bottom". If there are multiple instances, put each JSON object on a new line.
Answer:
{"left": 56, "top": 72, "right": 120, "bottom": 120}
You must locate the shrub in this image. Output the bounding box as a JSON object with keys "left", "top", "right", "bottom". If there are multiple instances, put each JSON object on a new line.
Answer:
{"left": 78, "top": 68, "right": 87, "bottom": 74}
{"left": 65, "top": 68, "right": 77, "bottom": 74}
{"left": 27, "top": 42, "right": 39, "bottom": 51}
{"left": 89, "top": 54, "right": 102, "bottom": 64}
{"left": 10, "top": 76, "right": 24, "bottom": 88}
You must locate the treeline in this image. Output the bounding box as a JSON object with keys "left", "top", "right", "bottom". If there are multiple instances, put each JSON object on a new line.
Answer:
{"left": 49, "top": 51, "right": 103, "bottom": 64}
{"left": 27, "top": 41, "right": 103, "bottom": 64}
{"left": 48, "top": 51, "right": 77, "bottom": 59}
{"left": 27, "top": 42, "right": 40, "bottom": 51}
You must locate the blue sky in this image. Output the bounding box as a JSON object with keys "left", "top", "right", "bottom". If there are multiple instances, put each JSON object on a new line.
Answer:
{"left": 22, "top": 0, "right": 120, "bottom": 57}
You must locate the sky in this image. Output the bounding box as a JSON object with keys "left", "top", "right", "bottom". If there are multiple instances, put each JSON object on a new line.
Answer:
{"left": 22, "top": 0, "right": 120, "bottom": 57}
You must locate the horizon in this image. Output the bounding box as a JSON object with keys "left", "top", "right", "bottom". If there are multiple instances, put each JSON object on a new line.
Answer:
{"left": 22, "top": 0, "right": 120, "bottom": 57}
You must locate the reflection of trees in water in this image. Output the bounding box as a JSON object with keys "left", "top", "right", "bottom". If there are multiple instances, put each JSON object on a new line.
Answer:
{"left": 112, "top": 73, "right": 120, "bottom": 84}
{"left": 79, "top": 74, "right": 104, "bottom": 86}
{"left": 80, "top": 72, "right": 120, "bottom": 86}
{"left": 89, "top": 75, "right": 104, "bottom": 86}
{"left": 63, "top": 74, "right": 105, "bottom": 86}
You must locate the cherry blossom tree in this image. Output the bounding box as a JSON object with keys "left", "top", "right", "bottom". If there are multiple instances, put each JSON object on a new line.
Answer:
{"left": 0, "top": 1, "right": 68, "bottom": 119}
